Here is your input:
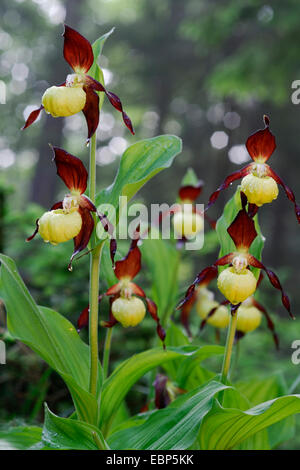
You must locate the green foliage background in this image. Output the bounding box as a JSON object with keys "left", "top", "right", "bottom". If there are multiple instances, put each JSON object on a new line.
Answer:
{"left": 0, "top": 0, "right": 300, "bottom": 449}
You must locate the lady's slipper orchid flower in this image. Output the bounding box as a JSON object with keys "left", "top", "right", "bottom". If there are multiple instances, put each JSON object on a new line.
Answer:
{"left": 77, "top": 226, "right": 166, "bottom": 346}
{"left": 207, "top": 116, "right": 300, "bottom": 224}
{"left": 178, "top": 194, "right": 294, "bottom": 321}
{"left": 172, "top": 181, "right": 205, "bottom": 239}
{"left": 27, "top": 146, "right": 116, "bottom": 270}
{"left": 196, "top": 287, "right": 230, "bottom": 329}
{"left": 154, "top": 374, "right": 185, "bottom": 409}
{"left": 22, "top": 25, "right": 134, "bottom": 143}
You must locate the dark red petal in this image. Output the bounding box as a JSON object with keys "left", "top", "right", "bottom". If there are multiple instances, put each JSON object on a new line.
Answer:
{"left": 79, "top": 195, "right": 96, "bottom": 212}
{"left": 130, "top": 282, "right": 146, "bottom": 297}
{"left": 203, "top": 212, "right": 216, "bottom": 230}
{"left": 51, "top": 201, "right": 63, "bottom": 210}
{"left": 179, "top": 182, "right": 203, "bottom": 202}
{"left": 85, "top": 75, "right": 135, "bottom": 135}
{"left": 247, "top": 254, "right": 294, "bottom": 320}
{"left": 200, "top": 299, "right": 230, "bottom": 331}
{"left": 63, "top": 25, "right": 94, "bottom": 73}
{"left": 146, "top": 297, "right": 166, "bottom": 347}
{"left": 215, "top": 253, "right": 235, "bottom": 266}
{"left": 206, "top": 164, "right": 252, "bottom": 210}
{"left": 68, "top": 208, "right": 94, "bottom": 271}
{"left": 246, "top": 116, "right": 276, "bottom": 163}
{"left": 51, "top": 146, "right": 88, "bottom": 194}
{"left": 252, "top": 299, "right": 279, "bottom": 350}
{"left": 179, "top": 289, "right": 197, "bottom": 337}
{"left": 26, "top": 218, "right": 39, "bottom": 242}
{"left": 227, "top": 208, "right": 257, "bottom": 250}
{"left": 177, "top": 265, "right": 218, "bottom": 310}
{"left": 154, "top": 375, "right": 170, "bottom": 409}
{"left": 82, "top": 87, "right": 99, "bottom": 143}
{"left": 106, "top": 283, "right": 121, "bottom": 296}
{"left": 266, "top": 166, "right": 300, "bottom": 224}
{"left": 77, "top": 306, "right": 89, "bottom": 331}
{"left": 22, "top": 105, "right": 44, "bottom": 130}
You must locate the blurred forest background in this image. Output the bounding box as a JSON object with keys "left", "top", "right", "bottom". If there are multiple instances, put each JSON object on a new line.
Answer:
{"left": 1, "top": 0, "right": 300, "bottom": 449}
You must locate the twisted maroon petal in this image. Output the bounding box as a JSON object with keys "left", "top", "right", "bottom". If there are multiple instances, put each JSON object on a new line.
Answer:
{"left": 179, "top": 289, "right": 197, "bottom": 337}
{"left": 206, "top": 164, "right": 252, "bottom": 210}
{"left": 227, "top": 208, "right": 257, "bottom": 250}
{"left": 145, "top": 297, "right": 166, "bottom": 347}
{"left": 214, "top": 253, "right": 235, "bottom": 266}
{"left": 246, "top": 116, "right": 276, "bottom": 163}
{"left": 266, "top": 165, "right": 300, "bottom": 224}
{"left": 247, "top": 254, "right": 294, "bottom": 319}
{"left": 82, "top": 87, "right": 99, "bottom": 143}
{"left": 22, "top": 105, "right": 44, "bottom": 130}
{"left": 51, "top": 201, "right": 64, "bottom": 210}
{"left": 26, "top": 218, "right": 40, "bottom": 242}
{"left": 51, "top": 146, "right": 88, "bottom": 194}
{"left": 68, "top": 207, "right": 94, "bottom": 271}
{"left": 85, "top": 75, "right": 135, "bottom": 135}
{"left": 252, "top": 299, "right": 279, "bottom": 350}
{"left": 130, "top": 282, "right": 146, "bottom": 297}
{"left": 63, "top": 25, "right": 94, "bottom": 73}
{"left": 177, "top": 265, "right": 219, "bottom": 310}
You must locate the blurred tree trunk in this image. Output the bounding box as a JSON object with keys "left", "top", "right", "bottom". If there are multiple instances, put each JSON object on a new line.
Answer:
{"left": 30, "top": 0, "right": 82, "bottom": 207}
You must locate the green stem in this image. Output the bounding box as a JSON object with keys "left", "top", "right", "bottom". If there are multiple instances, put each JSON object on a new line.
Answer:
{"left": 103, "top": 328, "right": 113, "bottom": 379}
{"left": 221, "top": 311, "right": 238, "bottom": 384}
{"left": 88, "top": 133, "right": 102, "bottom": 397}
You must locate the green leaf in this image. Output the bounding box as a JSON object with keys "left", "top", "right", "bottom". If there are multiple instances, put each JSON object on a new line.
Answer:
{"left": 96, "top": 135, "right": 182, "bottom": 238}
{"left": 141, "top": 236, "right": 180, "bottom": 324}
{"left": 42, "top": 405, "right": 108, "bottom": 450}
{"left": 0, "top": 425, "right": 42, "bottom": 450}
{"left": 0, "top": 255, "right": 100, "bottom": 424}
{"left": 100, "top": 346, "right": 197, "bottom": 433}
{"left": 89, "top": 28, "right": 114, "bottom": 110}
{"left": 200, "top": 394, "right": 300, "bottom": 450}
{"left": 215, "top": 187, "right": 264, "bottom": 279}
{"left": 108, "top": 380, "right": 229, "bottom": 450}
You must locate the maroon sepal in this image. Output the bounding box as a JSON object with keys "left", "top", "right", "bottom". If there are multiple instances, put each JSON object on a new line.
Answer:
{"left": 68, "top": 208, "right": 94, "bottom": 271}
{"left": 77, "top": 306, "right": 89, "bottom": 331}
{"left": 26, "top": 218, "right": 39, "bottom": 242}
{"left": 154, "top": 375, "right": 171, "bottom": 409}
{"left": 85, "top": 75, "right": 135, "bottom": 135}
{"left": 82, "top": 87, "right": 100, "bottom": 143}
{"left": 247, "top": 254, "right": 295, "bottom": 319}
{"left": 252, "top": 299, "right": 279, "bottom": 350}
{"left": 266, "top": 166, "right": 300, "bottom": 224}
{"left": 179, "top": 182, "right": 203, "bottom": 202}
{"left": 63, "top": 25, "right": 94, "bottom": 73}
{"left": 146, "top": 297, "right": 166, "bottom": 347}
{"left": 206, "top": 164, "right": 252, "bottom": 210}
{"left": 246, "top": 116, "right": 276, "bottom": 163}
{"left": 227, "top": 208, "right": 257, "bottom": 251}
{"left": 179, "top": 290, "right": 197, "bottom": 337}
{"left": 51, "top": 146, "right": 88, "bottom": 193}
{"left": 200, "top": 300, "right": 230, "bottom": 331}
{"left": 177, "top": 265, "right": 218, "bottom": 310}
{"left": 22, "top": 105, "right": 44, "bottom": 130}
{"left": 114, "top": 226, "right": 141, "bottom": 280}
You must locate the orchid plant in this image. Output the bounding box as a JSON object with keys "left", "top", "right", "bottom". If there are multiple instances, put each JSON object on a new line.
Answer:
{"left": 1, "top": 26, "right": 300, "bottom": 452}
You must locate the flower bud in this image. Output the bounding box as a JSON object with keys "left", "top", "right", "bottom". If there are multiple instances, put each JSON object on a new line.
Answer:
{"left": 38, "top": 207, "right": 82, "bottom": 245}
{"left": 236, "top": 305, "right": 262, "bottom": 333}
{"left": 111, "top": 296, "right": 146, "bottom": 328}
{"left": 196, "top": 288, "right": 230, "bottom": 328}
{"left": 240, "top": 174, "right": 279, "bottom": 206}
{"left": 173, "top": 209, "right": 204, "bottom": 238}
{"left": 42, "top": 85, "right": 86, "bottom": 117}
{"left": 217, "top": 267, "right": 257, "bottom": 304}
